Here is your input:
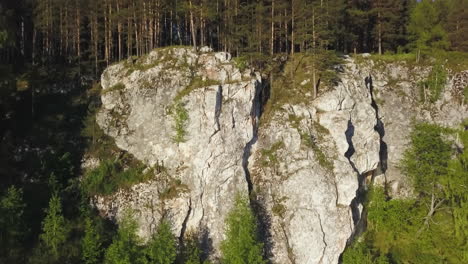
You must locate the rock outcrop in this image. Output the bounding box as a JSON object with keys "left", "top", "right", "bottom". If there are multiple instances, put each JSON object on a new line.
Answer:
{"left": 92, "top": 48, "right": 467, "bottom": 264}
{"left": 248, "top": 56, "right": 381, "bottom": 264}
{"left": 96, "top": 47, "right": 262, "bottom": 251}
{"left": 362, "top": 61, "right": 468, "bottom": 197}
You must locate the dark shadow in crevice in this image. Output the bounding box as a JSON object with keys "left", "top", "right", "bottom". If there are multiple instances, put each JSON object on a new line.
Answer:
{"left": 242, "top": 77, "right": 270, "bottom": 193}
{"left": 199, "top": 226, "right": 214, "bottom": 263}
{"left": 178, "top": 198, "right": 192, "bottom": 246}
{"left": 344, "top": 119, "right": 365, "bottom": 227}
{"left": 367, "top": 75, "right": 388, "bottom": 175}
{"left": 209, "top": 85, "right": 223, "bottom": 143}
{"left": 241, "top": 76, "right": 274, "bottom": 261}
{"left": 251, "top": 195, "right": 274, "bottom": 261}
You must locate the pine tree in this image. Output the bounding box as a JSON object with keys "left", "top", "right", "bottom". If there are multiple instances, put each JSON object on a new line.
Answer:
{"left": 40, "top": 194, "right": 68, "bottom": 259}
{"left": 0, "top": 186, "right": 26, "bottom": 262}
{"left": 183, "top": 232, "right": 203, "bottom": 264}
{"left": 446, "top": 0, "right": 468, "bottom": 52}
{"left": 370, "top": 0, "right": 409, "bottom": 54}
{"left": 408, "top": 0, "right": 449, "bottom": 61}
{"left": 82, "top": 217, "right": 103, "bottom": 264}
{"left": 104, "top": 210, "right": 144, "bottom": 264}
{"left": 220, "top": 194, "right": 266, "bottom": 264}
{"left": 345, "top": 0, "right": 372, "bottom": 53}
{"left": 401, "top": 123, "right": 451, "bottom": 230}
{"left": 145, "top": 220, "right": 177, "bottom": 264}
{"left": 444, "top": 125, "right": 468, "bottom": 261}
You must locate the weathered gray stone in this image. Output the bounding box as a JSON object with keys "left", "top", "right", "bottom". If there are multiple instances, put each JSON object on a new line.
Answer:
{"left": 95, "top": 47, "right": 261, "bottom": 256}
{"left": 92, "top": 48, "right": 467, "bottom": 264}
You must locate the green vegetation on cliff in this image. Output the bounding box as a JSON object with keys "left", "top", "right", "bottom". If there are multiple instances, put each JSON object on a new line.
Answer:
{"left": 343, "top": 121, "right": 468, "bottom": 264}
{"left": 221, "top": 194, "right": 266, "bottom": 264}
{"left": 82, "top": 158, "right": 153, "bottom": 196}
{"left": 1, "top": 0, "right": 467, "bottom": 263}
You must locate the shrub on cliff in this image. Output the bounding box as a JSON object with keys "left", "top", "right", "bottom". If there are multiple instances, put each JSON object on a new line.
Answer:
{"left": 82, "top": 159, "right": 152, "bottom": 196}
{"left": 221, "top": 194, "right": 266, "bottom": 264}
{"left": 104, "top": 211, "right": 145, "bottom": 264}
{"left": 144, "top": 220, "right": 177, "bottom": 264}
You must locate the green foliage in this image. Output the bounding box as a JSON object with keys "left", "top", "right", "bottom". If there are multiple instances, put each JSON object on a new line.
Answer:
{"left": 342, "top": 242, "right": 373, "bottom": 264}
{"left": 175, "top": 77, "right": 221, "bottom": 102}
{"left": 0, "top": 30, "right": 6, "bottom": 48}
{"left": 221, "top": 194, "right": 266, "bottom": 264}
{"left": 145, "top": 220, "right": 177, "bottom": 264}
{"left": 104, "top": 211, "right": 144, "bottom": 264}
{"left": 81, "top": 102, "right": 122, "bottom": 161}
{"left": 123, "top": 47, "right": 193, "bottom": 76}
{"left": 408, "top": 0, "right": 450, "bottom": 55}
{"left": 159, "top": 178, "right": 189, "bottom": 200}
{"left": 171, "top": 102, "right": 189, "bottom": 143}
{"left": 102, "top": 82, "right": 126, "bottom": 95}
{"left": 82, "top": 217, "right": 103, "bottom": 264}
{"left": 0, "top": 186, "right": 26, "bottom": 262}
{"left": 261, "top": 51, "right": 342, "bottom": 124}
{"left": 40, "top": 194, "right": 69, "bottom": 259}
{"left": 418, "top": 64, "right": 447, "bottom": 103}
{"left": 401, "top": 123, "right": 451, "bottom": 197}
{"left": 344, "top": 121, "right": 468, "bottom": 263}
{"left": 182, "top": 233, "right": 203, "bottom": 264}
{"left": 260, "top": 141, "right": 284, "bottom": 167}
{"left": 443, "top": 124, "right": 468, "bottom": 260}
{"left": 369, "top": 53, "right": 417, "bottom": 64}
{"left": 464, "top": 86, "right": 468, "bottom": 104}
{"left": 232, "top": 56, "right": 248, "bottom": 72}
{"left": 82, "top": 159, "right": 153, "bottom": 196}
{"left": 299, "top": 130, "right": 334, "bottom": 172}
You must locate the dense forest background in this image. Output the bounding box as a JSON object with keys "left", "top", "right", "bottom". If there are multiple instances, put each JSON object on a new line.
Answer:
{"left": 0, "top": 0, "right": 468, "bottom": 264}
{"left": 1, "top": 0, "right": 467, "bottom": 71}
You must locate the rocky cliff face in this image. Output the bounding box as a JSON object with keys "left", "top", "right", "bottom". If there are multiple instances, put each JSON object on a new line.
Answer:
{"left": 95, "top": 47, "right": 262, "bottom": 250}
{"left": 361, "top": 60, "right": 467, "bottom": 197}
{"left": 248, "top": 57, "right": 381, "bottom": 264}
{"left": 92, "top": 48, "right": 467, "bottom": 264}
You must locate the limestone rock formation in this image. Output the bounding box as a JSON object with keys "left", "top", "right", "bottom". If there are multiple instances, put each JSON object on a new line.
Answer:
{"left": 96, "top": 47, "right": 262, "bottom": 251}
{"left": 92, "top": 48, "right": 467, "bottom": 264}
{"left": 363, "top": 61, "right": 468, "bottom": 197}
{"left": 248, "top": 56, "right": 381, "bottom": 264}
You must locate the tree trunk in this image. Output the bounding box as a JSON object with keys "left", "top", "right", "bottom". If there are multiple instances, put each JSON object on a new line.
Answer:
{"left": 189, "top": 0, "right": 197, "bottom": 50}
{"left": 378, "top": 10, "right": 382, "bottom": 55}
{"left": 291, "top": 0, "right": 295, "bottom": 55}
{"left": 104, "top": 0, "right": 109, "bottom": 65}
{"left": 117, "top": 0, "right": 122, "bottom": 61}
{"left": 271, "top": 0, "right": 275, "bottom": 55}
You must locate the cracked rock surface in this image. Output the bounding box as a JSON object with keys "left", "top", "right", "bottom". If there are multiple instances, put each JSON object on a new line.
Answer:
{"left": 95, "top": 47, "right": 261, "bottom": 254}
{"left": 248, "top": 56, "right": 381, "bottom": 264}
{"left": 92, "top": 49, "right": 467, "bottom": 264}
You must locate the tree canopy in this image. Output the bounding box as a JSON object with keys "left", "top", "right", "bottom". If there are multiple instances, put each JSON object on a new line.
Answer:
{"left": 221, "top": 194, "right": 266, "bottom": 264}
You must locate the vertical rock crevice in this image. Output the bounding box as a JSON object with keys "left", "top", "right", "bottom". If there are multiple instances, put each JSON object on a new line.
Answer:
{"left": 345, "top": 74, "right": 389, "bottom": 249}
{"left": 242, "top": 78, "right": 269, "bottom": 193}
{"left": 367, "top": 75, "right": 388, "bottom": 177}
{"left": 209, "top": 85, "right": 223, "bottom": 142}
{"left": 316, "top": 211, "right": 328, "bottom": 264}
{"left": 344, "top": 118, "right": 365, "bottom": 227}
{"left": 241, "top": 77, "right": 274, "bottom": 260}
{"left": 179, "top": 198, "right": 192, "bottom": 245}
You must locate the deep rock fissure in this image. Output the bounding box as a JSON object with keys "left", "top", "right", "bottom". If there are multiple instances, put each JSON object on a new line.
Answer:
{"left": 344, "top": 118, "right": 366, "bottom": 228}
{"left": 209, "top": 85, "right": 223, "bottom": 142}
{"left": 316, "top": 211, "right": 328, "bottom": 264}
{"left": 179, "top": 198, "right": 192, "bottom": 245}
{"left": 242, "top": 78, "right": 269, "bottom": 194}
{"left": 367, "top": 75, "right": 388, "bottom": 176}
{"left": 241, "top": 77, "right": 274, "bottom": 260}
{"left": 344, "top": 75, "right": 389, "bottom": 251}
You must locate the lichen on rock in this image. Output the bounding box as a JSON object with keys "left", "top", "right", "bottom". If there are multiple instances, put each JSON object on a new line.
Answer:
{"left": 91, "top": 48, "right": 467, "bottom": 264}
